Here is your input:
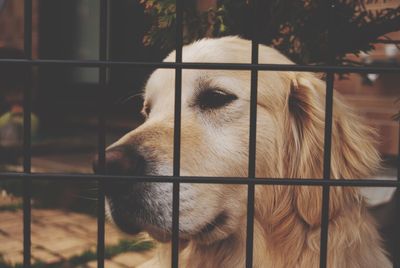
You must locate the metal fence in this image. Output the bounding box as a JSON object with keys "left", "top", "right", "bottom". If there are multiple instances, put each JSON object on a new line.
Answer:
{"left": 0, "top": 0, "right": 399, "bottom": 268}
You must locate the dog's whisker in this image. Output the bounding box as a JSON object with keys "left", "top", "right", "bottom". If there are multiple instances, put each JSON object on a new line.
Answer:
{"left": 76, "top": 196, "right": 98, "bottom": 201}
{"left": 116, "top": 92, "right": 144, "bottom": 104}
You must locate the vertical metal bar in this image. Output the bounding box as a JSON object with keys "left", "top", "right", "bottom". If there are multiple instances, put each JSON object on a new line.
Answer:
{"left": 395, "top": 122, "right": 400, "bottom": 268}
{"left": 97, "top": 0, "right": 109, "bottom": 267}
{"left": 245, "top": 0, "right": 258, "bottom": 267}
{"left": 23, "top": 0, "right": 32, "bottom": 267}
{"left": 172, "top": 0, "right": 184, "bottom": 267}
{"left": 319, "top": 72, "right": 334, "bottom": 268}
{"left": 319, "top": 1, "right": 336, "bottom": 267}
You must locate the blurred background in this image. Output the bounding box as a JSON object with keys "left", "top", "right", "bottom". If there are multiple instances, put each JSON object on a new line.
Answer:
{"left": 0, "top": 0, "right": 399, "bottom": 267}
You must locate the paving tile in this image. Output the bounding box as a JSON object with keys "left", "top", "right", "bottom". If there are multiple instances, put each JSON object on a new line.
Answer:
{"left": 32, "top": 225, "right": 68, "bottom": 235}
{"left": 112, "top": 251, "right": 156, "bottom": 268}
{"left": 31, "top": 247, "right": 62, "bottom": 263}
{"left": 0, "top": 214, "right": 23, "bottom": 231}
{"left": 63, "top": 222, "right": 96, "bottom": 237}
{"left": 86, "top": 259, "right": 126, "bottom": 268}
{"left": 0, "top": 211, "right": 22, "bottom": 222}
{"left": 40, "top": 237, "right": 88, "bottom": 252}
{"left": 0, "top": 209, "right": 153, "bottom": 266}
{"left": 0, "top": 239, "right": 22, "bottom": 252}
{"left": 0, "top": 224, "right": 23, "bottom": 238}
{"left": 56, "top": 245, "right": 95, "bottom": 259}
{"left": 1, "top": 252, "right": 23, "bottom": 265}
{"left": 32, "top": 209, "right": 66, "bottom": 219}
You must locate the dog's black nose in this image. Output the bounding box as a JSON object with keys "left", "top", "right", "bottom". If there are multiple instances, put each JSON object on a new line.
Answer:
{"left": 93, "top": 146, "right": 146, "bottom": 176}
{"left": 93, "top": 146, "right": 146, "bottom": 196}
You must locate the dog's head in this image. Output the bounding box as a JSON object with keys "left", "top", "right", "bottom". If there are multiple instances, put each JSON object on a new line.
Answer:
{"left": 95, "top": 37, "right": 379, "bottom": 245}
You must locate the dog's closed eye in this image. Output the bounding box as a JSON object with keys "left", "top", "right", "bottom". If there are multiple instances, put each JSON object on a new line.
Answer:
{"left": 197, "top": 89, "right": 237, "bottom": 110}
{"left": 141, "top": 101, "right": 151, "bottom": 119}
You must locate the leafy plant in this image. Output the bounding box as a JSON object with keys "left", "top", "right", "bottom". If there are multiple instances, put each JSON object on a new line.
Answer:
{"left": 139, "top": 0, "right": 400, "bottom": 64}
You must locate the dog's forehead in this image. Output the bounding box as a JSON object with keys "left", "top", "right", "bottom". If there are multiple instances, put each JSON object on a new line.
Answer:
{"left": 164, "top": 36, "right": 293, "bottom": 64}
{"left": 144, "top": 36, "right": 294, "bottom": 106}
{"left": 167, "top": 36, "right": 252, "bottom": 63}
{"left": 145, "top": 38, "right": 252, "bottom": 100}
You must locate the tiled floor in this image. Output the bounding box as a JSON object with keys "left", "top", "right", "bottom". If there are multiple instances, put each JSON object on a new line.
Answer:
{"left": 1, "top": 150, "right": 157, "bottom": 267}
{"left": 0, "top": 209, "right": 155, "bottom": 267}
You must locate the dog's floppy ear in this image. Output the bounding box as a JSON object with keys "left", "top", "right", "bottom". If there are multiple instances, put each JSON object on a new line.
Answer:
{"left": 284, "top": 73, "right": 380, "bottom": 227}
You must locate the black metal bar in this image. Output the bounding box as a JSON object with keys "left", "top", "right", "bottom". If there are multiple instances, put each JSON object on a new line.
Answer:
{"left": 395, "top": 122, "right": 400, "bottom": 268}
{"left": 97, "top": 0, "right": 109, "bottom": 268}
{"left": 23, "top": 0, "right": 32, "bottom": 267}
{"left": 1, "top": 173, "right": 398, "bottom": 187}
{"left": 319, "top": 72, "right": 334, "bottom": 268}
{"left": 319, "top": 1, "right": 336, "bottom": 267}
{"left": 171, "top": 0, "right": 184, "bottom": 267}
{"left": 171, "top": 69, "right": 182, "bottom": 268}
{"left": 245, "top": 0, "right": 258, "bottom": 266}
{"left": 1, "top": 59, "right": 399, "bottom": 74}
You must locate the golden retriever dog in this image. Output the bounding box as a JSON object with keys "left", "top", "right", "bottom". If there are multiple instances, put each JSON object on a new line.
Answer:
{"left": 98, "top": 36, "right": 391, "bottom": 267}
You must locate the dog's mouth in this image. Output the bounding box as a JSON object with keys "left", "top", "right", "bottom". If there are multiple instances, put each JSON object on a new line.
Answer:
{"left": 108, "top": 196, "right": 230, "bottom": 243}
{"left": 115, "top": 213, "right": 229, "bottom": 238}
{"left": 197, "top": 212, "right": 229, "bottom": 235}
{"left": 147, "top": 212, "right": 230, "bottom": 243}
{"left": 108, "top": 202, "right": 172, "bottom": 242}
{"left": 185, "top": 211, "right": 233, "bottom": 244}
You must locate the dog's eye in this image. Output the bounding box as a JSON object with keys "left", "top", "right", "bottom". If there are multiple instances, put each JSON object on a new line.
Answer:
{"left": 197, "top": 89, "right": 237, "bottom": 110}
{"left": 141, "top": 102, "right": 151, "bottom": 119}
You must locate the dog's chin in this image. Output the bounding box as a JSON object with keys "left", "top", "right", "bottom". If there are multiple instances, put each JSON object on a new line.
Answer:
{"left": 107, "top": 195, "right": 235, "bottom": 245}
{"left": 111, "top": 215, "right": 172, "bottom": 242}
{"left": 190, "top": 212, "right": 236, "bottom": 245}
{"left": 111, "top": 212, "right": 234, "bottom": 245}
{"left": 145, "top": 225, "right": 172, "bottom": 243}
{"left": 109, "top": 214, "right": 142, "bottom": 235}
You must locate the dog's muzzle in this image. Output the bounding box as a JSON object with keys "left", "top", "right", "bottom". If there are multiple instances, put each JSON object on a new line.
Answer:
{"left": 92, "top": 145, "right": 153, "bottom": 235}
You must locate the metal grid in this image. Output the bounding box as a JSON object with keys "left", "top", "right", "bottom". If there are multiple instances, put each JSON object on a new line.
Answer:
{"left": 0, "top": 0, "right": 398, "bottom": 267}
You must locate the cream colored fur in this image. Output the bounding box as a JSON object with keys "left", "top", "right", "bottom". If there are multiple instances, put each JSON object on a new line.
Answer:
{"left": 111, "top": 36, "right": 391, "bottom": 268}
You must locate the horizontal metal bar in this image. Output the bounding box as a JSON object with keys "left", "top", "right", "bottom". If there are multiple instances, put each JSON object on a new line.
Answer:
{"left": 0, "top": 173, "right": 398, "bottom": 187}
{"left": 0, "top": 59, "right": 399, "bottom": 73}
